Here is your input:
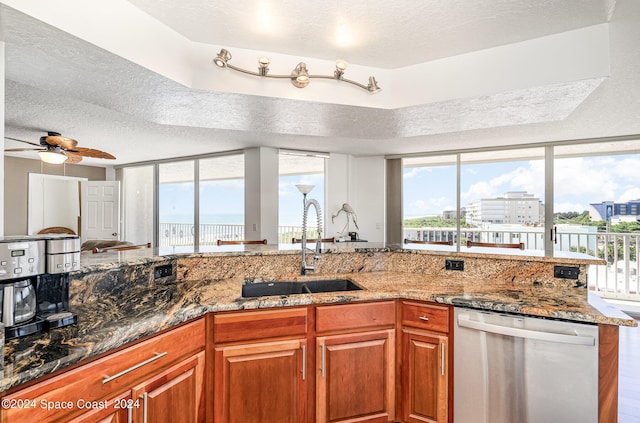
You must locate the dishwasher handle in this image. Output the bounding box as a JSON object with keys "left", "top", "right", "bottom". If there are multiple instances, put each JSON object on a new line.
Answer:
{"left": 457, "top": 314, "right": 595, "bottom": 346}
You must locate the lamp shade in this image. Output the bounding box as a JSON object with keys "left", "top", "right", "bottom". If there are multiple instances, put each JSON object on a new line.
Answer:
{"left": 296, "top": 184, "right": 315, "bottom": 194}
{"left": 39, "top": 151, "right": 67, "bottom": 164}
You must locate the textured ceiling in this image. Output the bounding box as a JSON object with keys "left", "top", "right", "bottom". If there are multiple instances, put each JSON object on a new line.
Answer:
{"left": 2, "top": 1, "right": 639, "bottom": 167}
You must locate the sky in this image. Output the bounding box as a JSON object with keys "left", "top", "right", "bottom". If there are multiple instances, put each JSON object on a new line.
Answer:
{"left": 403, "top": 154, "right": 640, "bottom": 218}
{"left": 157, "top": 153, "right": 640, "bottom": 224}
{"left": 159, "top": 173, "right": 324, "bottom": 226}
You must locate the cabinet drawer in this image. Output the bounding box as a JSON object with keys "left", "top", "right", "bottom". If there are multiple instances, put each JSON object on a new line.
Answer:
{"left": 316, "top": 301, "right": 396, "bottom": 333}
{"left": 1, "top": 318, "right": 205, "bottom": 423}
{"left": 213, "top": 307, "right": 308, "bottom": 343}
{"left": 402, "top": 301, "right": 450, "bottom": 333}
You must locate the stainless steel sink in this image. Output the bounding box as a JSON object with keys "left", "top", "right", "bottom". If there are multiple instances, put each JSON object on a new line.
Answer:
{"left": 241, "top": 279, "right": 363, "bottom": 298}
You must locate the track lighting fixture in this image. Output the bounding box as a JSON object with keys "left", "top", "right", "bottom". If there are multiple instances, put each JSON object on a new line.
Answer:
{"left": 213, "top": 48, "right": 381, "bottom": 94}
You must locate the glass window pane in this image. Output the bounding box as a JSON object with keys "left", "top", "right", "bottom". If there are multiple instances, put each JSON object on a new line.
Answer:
{"left": 554, "top": 139, "right": 640, "bottom": 297}
{"left": 159, "top": 161, "right": 194, "bottom": 247}
{"left": 461, "top": 148, "right": 545, "bottom": 250}
{"left": 403, "top": 155, "right": 457, "bottom": 246}
{"left": 199, "top": 154, "right": 245, "bottom": 245}
{"left": 279, "top": 154, "right": 325, "bottom": 243}
{"left": 122, "top": 165, "right": 154, "bottom": 245}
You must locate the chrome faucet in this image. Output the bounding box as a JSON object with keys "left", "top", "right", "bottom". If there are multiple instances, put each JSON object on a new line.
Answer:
{"left": 297, "top": 184, "right": 323, "bottom": 275}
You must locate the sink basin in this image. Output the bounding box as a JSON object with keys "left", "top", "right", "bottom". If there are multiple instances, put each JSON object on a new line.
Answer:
{"left": 241, "top": 279, "right": 363, "bottom": 298}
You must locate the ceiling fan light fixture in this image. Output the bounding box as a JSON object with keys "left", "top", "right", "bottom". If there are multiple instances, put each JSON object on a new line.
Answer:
{"left": 38, "top": 150, "right": 67, "bottom": 164}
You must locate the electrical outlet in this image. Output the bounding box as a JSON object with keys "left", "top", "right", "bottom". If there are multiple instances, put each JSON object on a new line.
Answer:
{"left": 154, "top": 264, "right": 173, "bottom": 279}
{"left": 554, "top": 265, "right": 580, "bottom": 280}
{"left": 446, "top": 259, "right": 464, "bottom": 271}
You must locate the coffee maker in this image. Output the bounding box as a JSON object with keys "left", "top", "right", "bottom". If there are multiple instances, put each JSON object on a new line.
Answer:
{"left": 36, "top": 235, "right": 80, "bottom": 330}
{"left": 0, "top": 238, "right": 46, "bottom": 339}
{"left": 0, "top": 235, "right": 79, "bottom": 339}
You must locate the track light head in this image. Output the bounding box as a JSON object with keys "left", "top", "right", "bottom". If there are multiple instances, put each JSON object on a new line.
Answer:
{"left": 213, "top": 49, "right": 232, "bottom": 67}
{"left": 367, "top": 76, "right": 381, "bottom": 94}
{"left": 258, "top": 56, "right": 271, "bottom": 76}
{"left": 291, "top": 62, "right": 310, "bottom": 88}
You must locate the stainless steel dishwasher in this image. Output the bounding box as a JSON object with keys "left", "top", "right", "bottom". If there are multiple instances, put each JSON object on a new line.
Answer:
{"left": 454, "top": 308, "right": 599, "bottom": 423}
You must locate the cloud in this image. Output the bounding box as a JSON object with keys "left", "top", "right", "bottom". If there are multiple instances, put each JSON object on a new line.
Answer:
{"left": 617, "top": 187, "right": 640, "bottom": 203}
{"left": 403, "top": 167, "right": 430, "bottom": 179}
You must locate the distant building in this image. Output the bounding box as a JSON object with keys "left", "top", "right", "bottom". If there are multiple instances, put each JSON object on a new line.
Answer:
{"left": 590, "top": 200, "right": 640, "bottom": 222}
{"left": 442, "top": 208, "right": 465, "bottom": 220}
{"left": 465, "top": 191, "right": 543, "bottom": 226}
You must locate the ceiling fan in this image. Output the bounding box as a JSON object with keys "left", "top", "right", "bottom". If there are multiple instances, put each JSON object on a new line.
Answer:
{"left": 4, "top": 131, "right": 116, "bottom": 164}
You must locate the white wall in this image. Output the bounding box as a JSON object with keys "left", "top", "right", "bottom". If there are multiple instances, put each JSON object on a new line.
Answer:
{"left": 350, "top": 157, "right": 386, "bottom": 242}
{"left": 244, "top": 147, "right": 279, "bottom": 243}
{"left": 325, "top": 153, "right": 351, "bottom": 237}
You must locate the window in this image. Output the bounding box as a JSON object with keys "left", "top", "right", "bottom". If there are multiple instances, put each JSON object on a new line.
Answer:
{"left": 158, "top": 161, "right": 195, "bottom": 247}
{"left": 278, "top": 154, "right": 325, "bottom": 243}
{"left": 403, "top": 155, "right": 457, "bottom": 243}
{"left": 402, "top": 149, "right": 546, "bottom": 249}
{"left": 121, "top": 165, "right": 154, "bottom": 245}
{"left": 461, "top": 148, "right": 545, "bottom": 250}
{"left": 199, "top": 154, "right": 245, "bottom": 245}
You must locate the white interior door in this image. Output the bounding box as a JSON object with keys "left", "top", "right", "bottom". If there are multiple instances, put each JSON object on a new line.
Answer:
{"left": 28, "top": 174, "right": 87, "bottom": 235}
{"left": 80, "top": 181, "right": 121, "bottom": 241}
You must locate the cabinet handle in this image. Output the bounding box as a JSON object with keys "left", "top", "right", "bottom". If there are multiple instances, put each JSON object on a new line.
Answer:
{"left": 320, "top": 344, "right": 325, "bottom": 377}
{"left": 103, "top": 352, "right": 167, "bottom": 384}
{"left": 128, "top": 405, "right": 133, "bottom": 423}
{"left": 441, "top": 342, "right": 445, "bottom": 376}
{"left": 141, "top": 392, "right": 148, "bottom": 423}
{"left": 301, "top": 345, "right": 306, "bottom": 380}
{"left": 419, "top": 316, "right": 429, "bottom": 321}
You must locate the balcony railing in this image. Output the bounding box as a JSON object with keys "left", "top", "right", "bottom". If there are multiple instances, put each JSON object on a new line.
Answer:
{"left": 159, "top": 223, "right": 639, "bottom": 302}
{"left": 159, "top": 223, "right": 318, "bottom": 247}
{"left": 405, "top": 227, "right": 640, "bottom": 302}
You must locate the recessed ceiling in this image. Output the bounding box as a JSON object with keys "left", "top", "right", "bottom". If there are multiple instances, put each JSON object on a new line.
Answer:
{"left": 2, "top": 0, "right": 639, "bottom": 167}
{"left": 127, "top": 0, "right": 612, "bottom": 67}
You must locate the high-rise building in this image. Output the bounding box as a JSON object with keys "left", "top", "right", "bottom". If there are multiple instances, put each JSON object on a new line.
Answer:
{"left": 465, "top": 191, "right": 544, "bottom": 226}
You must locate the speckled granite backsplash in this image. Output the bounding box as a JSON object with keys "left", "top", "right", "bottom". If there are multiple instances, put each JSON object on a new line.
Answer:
{"left": 174, "top": 250, "right": 587, "bottom": 289}
{"left": 67, "top": 249, "right": 587, "bottom": 323}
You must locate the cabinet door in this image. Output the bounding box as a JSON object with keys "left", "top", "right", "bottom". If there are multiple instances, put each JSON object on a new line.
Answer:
{"left": 132, "top": 351, "right": 205, "bottom": 423}
{"left": 316, "top": 329, "right": 395, "bottom": 423}
{"left": 214, "top": 339, "right": 307, "bottom": 423}
{"left": 67, "top": 392, "right": 134, "bottom": 423}
{"left": 402, "top": 329, "right": 448, "bottom": 423}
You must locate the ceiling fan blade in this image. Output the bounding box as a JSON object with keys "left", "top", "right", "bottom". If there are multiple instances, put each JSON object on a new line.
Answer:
{"left": 64, "top": 151, "right": 83, "bottom": 164}
{"left": 67, "top": 147, "right": 116, "bottom": 160}
{"left": 45, "top": 135, "right": 79, "bottom": 150}
{"left": 4, "top": 136, "right": 41, "bottom": 147}
{"left": 4, "top": 147, "right": 45, "bottom": 152}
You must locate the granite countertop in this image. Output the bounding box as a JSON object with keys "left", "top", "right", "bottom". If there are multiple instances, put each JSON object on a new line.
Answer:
{"left": 2, "top": 268, "right": 635, "bottom": 393}
{"left": 78, "top": 241, "right": 604, "bottom": 272}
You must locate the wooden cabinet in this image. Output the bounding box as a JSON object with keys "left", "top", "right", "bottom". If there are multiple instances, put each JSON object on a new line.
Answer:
{"left": 67, "top": 392, "right": 133, "bottom": 423}
{"left": 400, "top": 301, "right": 451, "bottom": 423}
{"left": 315, "top": 302, "right": 396, "bottom": 423}
{"left": 214, "top": 339, "right": 307, "bottom": 423}
{"left": 132, "top": 351, "right": 205, "bottom": 423}
{"left": 213, "top": 308, "right": 308, "bottom": 423}
{"left": 1, "top": 318, "right": 206, "bottom": 423}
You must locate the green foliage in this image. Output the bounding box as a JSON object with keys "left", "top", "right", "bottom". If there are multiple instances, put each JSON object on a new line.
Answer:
{"left": 404, "top": 216, "right": 472, "bottom": 228}
{"left": 610, "top": 221, "right": 640, "bottom": 233}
